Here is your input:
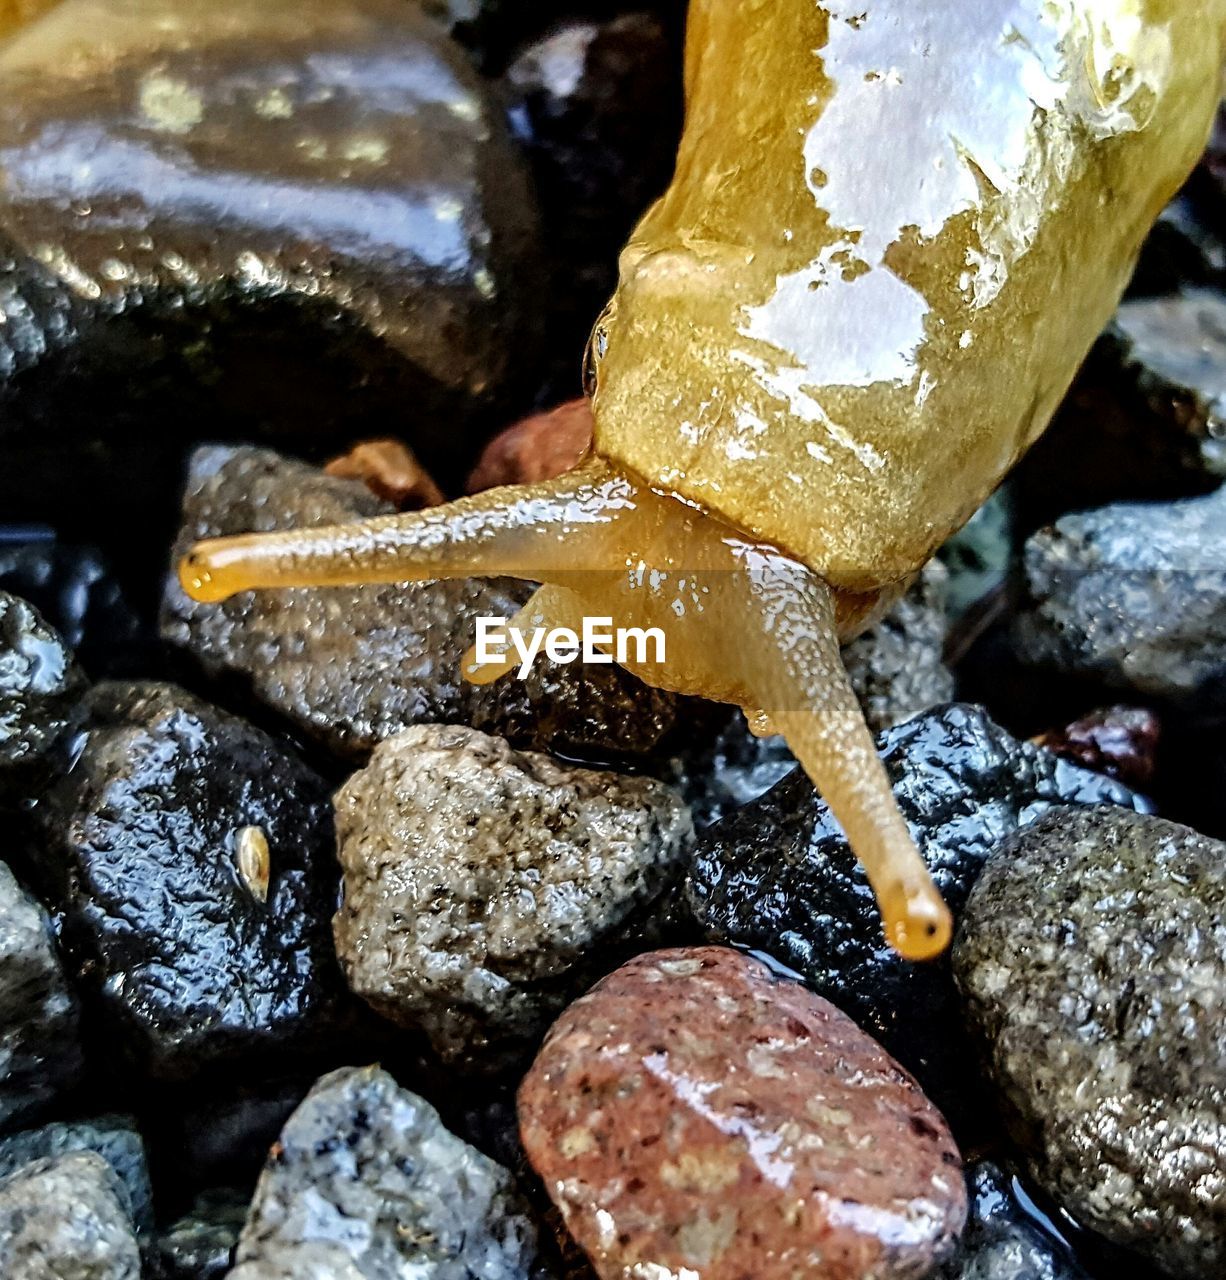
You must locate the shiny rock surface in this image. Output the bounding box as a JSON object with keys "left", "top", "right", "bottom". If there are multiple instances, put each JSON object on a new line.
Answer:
{"left": 519, "top": 947, "right": 966, "bottom": 1280}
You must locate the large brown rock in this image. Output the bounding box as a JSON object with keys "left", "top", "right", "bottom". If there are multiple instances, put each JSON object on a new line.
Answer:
{"left": 519, "top": 947, "right": 966, "bottom": 1280}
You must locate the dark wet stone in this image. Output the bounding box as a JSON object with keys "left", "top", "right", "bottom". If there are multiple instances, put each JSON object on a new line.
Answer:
{"left": 1129, "top": 193, "right": 1226, "bottom": 296}
{"left": 148, "top": 1190, "right": 248, "bottom": 1280}
{"left": 333, "top": 724, "right": 692, "bottom": 1068}
{"left": 0, "top": 590, "right": 85, "bottom": 809}
{"left": 0, "top": 859, "right": 82, "bottom": 1131}
{"left": 504, "top": 14, "right": 682, "bottom": 396}
{"left": 0, "top": 1116, "right": 152, "bottom": 1232}
{"left": 1014, "top": 289, "right": 1226, "bottom": 526}
{"left": 940, "top": 1163, "right": 1090, "bottom": 1280}
{"left": 1013, "top": 486, "right": 1226, "bottom": 708}
{"left": 162, "top": 445, "right": 688, "bottom": 765}
{"left": 685, "top": 704, "right": 1142, "bottom": 1125}
{"left": 955, "top": 807, "right": 1226, "bottom": 1279}
{"left": 1033, "top": 705, "right": 1161, "bottom": 791}
{"left": 939, "top": 487, "right": 1015, "bottom": 622}
{"left": 42, "top": 681, "right": 347, "bottom": 1080}
{"left": 0, "top": 0, "right": 542, "bottom": 550}
{"left": 519, "top": 947, "right": 966, "bottom": 1280}
{"left": 230, "top": 1065, "right": 539, "bottom": 1280}
{"left": 0, "top": 1151, "right": 140, "bottom": 1279}
{"left": 676, "top": 709, "right": 798, "bottom": 831}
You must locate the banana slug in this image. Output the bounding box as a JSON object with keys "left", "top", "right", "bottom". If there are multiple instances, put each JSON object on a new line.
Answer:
{"left": 180, "top": 1, "right": 1225, "bottom": 960}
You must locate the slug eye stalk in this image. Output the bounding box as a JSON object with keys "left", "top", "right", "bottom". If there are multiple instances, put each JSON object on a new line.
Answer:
{"left": 179, "top": 457, "right": 952, "bottom": 961}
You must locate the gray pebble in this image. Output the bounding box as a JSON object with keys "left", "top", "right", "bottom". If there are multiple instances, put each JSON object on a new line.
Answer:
{"left": 0, "top": 1151, "right": 140, "bottom": 1279}
{"left": 333, "top": 723, "right": 692, "bottom": 1066}
{"left": 0, "top": 859, "right": 82, "bottom": 1131}
{"left": 955, "top": 806, "right": 1226, "bottom": 1278}
{"left": 229, "top": 1064, "right": 538, "bottom": 1280}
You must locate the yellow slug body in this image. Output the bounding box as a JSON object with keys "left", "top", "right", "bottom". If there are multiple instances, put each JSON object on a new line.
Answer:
{"left": 180, "top": 0, "right": 1225, "bottom": 962}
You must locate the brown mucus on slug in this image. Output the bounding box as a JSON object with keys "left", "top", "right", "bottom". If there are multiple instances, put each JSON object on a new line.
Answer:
{"left": 179, "top": 0, "right": 1226, "bottom": 961}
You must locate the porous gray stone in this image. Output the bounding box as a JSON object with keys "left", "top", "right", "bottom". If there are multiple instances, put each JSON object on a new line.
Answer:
{"left": 955, "top": 806, "right": 1226, "bottom": 1279}
{"left": 0, "top": 859, "right": 82, "bottom": 1131}
{"left": 0, "top": 1151, "right": 141, "bottom": 1279}
{"left": 333, "top": 724, "right": 692, "bottom": 1066}
{"left": 228, "top": 1065, "right": 538, "bottom": 1280}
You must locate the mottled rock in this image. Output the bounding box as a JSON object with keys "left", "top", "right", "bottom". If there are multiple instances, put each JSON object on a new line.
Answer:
{"left": 149, "top": 1191, "right": 248, "bottom": 1280}
{"left": 0, "top": 1152, "right": 140, "bottom": 1279}
{"left": 1015, "top": 289, "right": 1226, "bottom": 524}
{"left": 230, "top": 1065, "right": 538, "bottom": 1280}
{"left": 0, "top": 0, "right": 542, "bottom": 545}
{"left": 1014, "top": 486, "right": 1226, "bottom": 706}
{"left": 162, "top": 445, "right": 686, "bottom": 764}
{"left": 0, "top": 859, "right": 82, "bottom": 1131}
{"left": 939, "top": 487, "right": 1015, "bottom": 621}
{"left": 1033, "top": 705, "right": 1161, "bottom": 791}
{"left": 520, "top": 947, "right": 966, "bottom": 1280}
{"left": 0, "top": 1117, "right": 152, "bottom": 1232}
{"left": 955, "top": 807, "right": 1226, "bottom": 1278}
{"left": 686, "top": 704, "right": 1142, "bottom": 1121}
{"left": 333, "top": 723, "right": 692, "bottom": 1066}
{"left": 941, "top": 1163, "right": 1089, "bottom": 1280}
{"left": 467, "top": 399, "right": 593, "bottom": 492}
{"left": 0, "top": 590, "right": 85, "bottom": 808}
{"left": 43, "top": 681, "right": 346, "bottom": 1079}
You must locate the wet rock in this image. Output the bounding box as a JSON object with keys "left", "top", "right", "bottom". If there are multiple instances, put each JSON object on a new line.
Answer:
{"left": 0, "top": 1116, "right": 152, "bottom": 1232}
{"left": 162, "top": 445, "right": 687, "bottom": 764}
{"left": 941, "top": 1163, "right": 1089, "bottom": 1280}
{"left": 676, "top": 709, "right": 798, "bottom": 830}
{"left": 1129, "top": 193, "right": 1226, "bottom": 296}
{"left": 686, "top": 704, "right": 1142, "bottom": 1121}
{"left": 467, "top": 399, "right": 594, "bottom": 492}
{"left": 43, "top": 681, "right": 346, "bottom": 1080}
{"left": 0, "top": 1151, "right": 141, "bottom": 1279}
{"left": 1033, "top": 705, "right": 1161, "bottom": 791}
{"left": 230, "top": 1064, "right": 538, "bottom": 1280}
{"left": 955, "top": 807, "right": 1226, "bottom": 1279}
{"left": 333, "top": 723, "right": 692, "bottom": 1067}
{"left": 504, "top": 15, "right": 682, "bottom": 394}
{"left": 519, "top": 947, "right": 966, "bottom": 1280}
{"left": 324, "top": 439, "right": 445, "bottom": 511}
{"left": 0, "top": 590, "right": 85, "bottom": 808}
{"left": 939, "top": 487, "right": 1015, "bottom": 621}
{"left": 0, "top": 0, "right": 542, "bottom": 547}
{"left": 0, "top": 859, "right": 82, "bottom": 1131}
{"left": 1015, "top": 289, "right": 1226, "bottom": 525}
{"left": 149, "top": 1190, "right": 248, "bottom": 1280}
{"left": 1013, "top": 486, "right": 1226, "bottom": 707}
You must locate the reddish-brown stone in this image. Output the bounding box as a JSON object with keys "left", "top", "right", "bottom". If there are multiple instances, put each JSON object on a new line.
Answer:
{"left": 466, "top": 399, "right": 593, "bottom": 492}
{"left": 519, "top": 947, "right": 966, "bottom": 1280}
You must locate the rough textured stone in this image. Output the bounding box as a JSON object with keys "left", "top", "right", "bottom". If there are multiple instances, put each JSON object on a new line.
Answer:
{"left": 1033, "top": 705, "right": 1161, "bottom": 791}
{"left": 686, "top": 704, "right": 1142, "bottom": 1122}
{"left": 149, "top": 1191, "right": 247, "bottom": 1280}
{"left": 941, "top": 1163, "right": 1089, "bottom": 1280}
{"left": 333, "top": 723, "right": 692, "bottom": 1066}
{"left": 230, "top": 1065, "right": 538, "bottom": 1280}
{"left": 0, "top": 858, "right": 82, "bottom": 1131}
{"left": 0, "top": 0, "right": 542, "bottom": 547}
{"left": 43, "top": 681, "right": 347, "bottom": 1079}
{"left": 0, "top": 1151, "right": 141, "bottom": 1279}
{"left": 0, "top": 1117, "right": 152, "bottom": 1232}
{"left": 1014, "top": 486, "right": 1226, "bottom": 707}
{"left": 162, "top": 445, "right": 687, "bottom": 764}
{"left": 0, "top": 590, "right": 85, "bottom": 808}
{"left": 520, "top": 947, "right": 966, "bottom": 1280}
{"left": 467, "top": 399, "right": 594, "bottom": 492}
{"left": 955, "top": 807, "right": 1226, "bottom": 1279}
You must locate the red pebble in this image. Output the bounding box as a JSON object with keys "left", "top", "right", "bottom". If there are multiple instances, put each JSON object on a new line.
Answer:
{"left": 466, "top": 399, "right": 593, "bottom": 492}
{"left": 519, "top": 947, "right": 966, "bottom": 1280}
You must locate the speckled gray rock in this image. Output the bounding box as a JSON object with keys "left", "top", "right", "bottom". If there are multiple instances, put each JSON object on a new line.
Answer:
{"left": 941, "top": 1163, "right": 1089, "bottom": 1280}
{"left": 1014, "top": 486, "right": 1226, "bottom": 706}
{"left": 150, "top": 1191, "right": 247, "bottom": 1280}
{"left": 0, "top": 591, "right": 85, "bottom": 808}
{"left": 0, "top": 1117, "right": 152, "bottom": 1232}
{"left": 333, "top": 724, "right": 692, "bottom": 1066}
{"left": 0, "top": 1152, "right": 141, "bottom": 1279}
{"left": 162, "top": 445, "right": 686, "bottom": 764}
{"left": 955, "top": 807, "right": 1226, "bottom": 1278}
{"left": 229, "top": 1065, "right": 538, "bottom": 1280}
{"left": 0, "top": 859, "right": 82, "bottom": 1131}
{"left": 686, "top": 704, "right": 1142, "bottom": 1125}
